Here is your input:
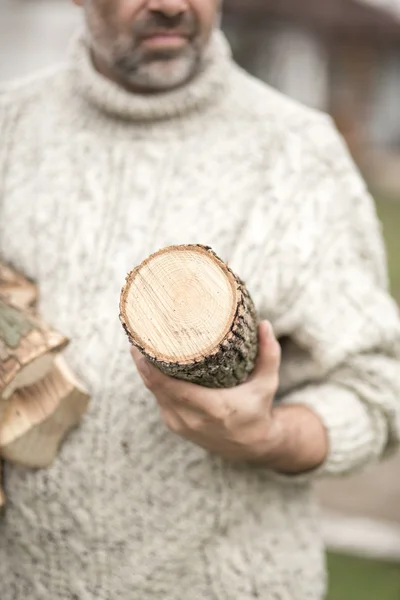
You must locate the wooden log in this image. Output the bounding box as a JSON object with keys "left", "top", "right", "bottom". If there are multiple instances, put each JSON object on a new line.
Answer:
{"left": 120, "top": 245, "right": 259, "bottom": 388}
{"left": 0, "top": 263, "right": 90, "bottom": 468}
{"left": 0, "top": 260, "right": 38, "bottom": 311}
{"left": 0, "top": 298, "right": 69, "bottom": 409}
{"left": 0, "top": 357, "right": 90, "bottom": 468}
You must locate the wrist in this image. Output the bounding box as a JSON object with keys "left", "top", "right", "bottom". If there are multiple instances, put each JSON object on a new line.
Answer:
{"left": 251, "top": 404, "right": 328, "bottom": 474}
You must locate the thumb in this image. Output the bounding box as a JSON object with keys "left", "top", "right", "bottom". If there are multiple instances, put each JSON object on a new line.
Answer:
{"left": 247, "top": 321, "right": 281, "bottom": 386}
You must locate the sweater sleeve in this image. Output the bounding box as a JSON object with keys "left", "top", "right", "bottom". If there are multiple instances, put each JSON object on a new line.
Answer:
{"left": 275, "top": 116, "right": 400, "bottom": 480}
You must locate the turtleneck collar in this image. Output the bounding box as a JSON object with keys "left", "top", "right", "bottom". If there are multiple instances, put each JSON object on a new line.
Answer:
{"left": 68, "top": 29, "right": 232, "bottom": 122}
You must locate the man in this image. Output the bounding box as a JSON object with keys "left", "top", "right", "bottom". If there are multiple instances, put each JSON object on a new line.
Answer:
{"left": 0, "top": 1, "right": 399, "bottom": 598}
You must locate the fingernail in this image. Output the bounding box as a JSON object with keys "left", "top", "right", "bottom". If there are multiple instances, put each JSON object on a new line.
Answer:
{"left": 262, "top": 321, "right": 272, "bottom": 336}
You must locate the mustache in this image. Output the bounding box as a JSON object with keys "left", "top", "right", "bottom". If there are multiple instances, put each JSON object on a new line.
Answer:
{"left": 132, "top": 12, "right": 199, "bottom": 39}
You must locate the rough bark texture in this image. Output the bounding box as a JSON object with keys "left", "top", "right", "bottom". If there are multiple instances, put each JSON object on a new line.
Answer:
{"left": 120, "top": 245, "right": 259, "bottom": 388}
{"left": 0, "top": 297, "right": 69, "bottom": 403}
{"left": 148, "top": 284, "right": 258, "bottom": 388}
{"left": 0, "top": 260, "right": 38, "bottom": 311}
{"left": 0, "top": 357, "right": 90, "bottom": 468}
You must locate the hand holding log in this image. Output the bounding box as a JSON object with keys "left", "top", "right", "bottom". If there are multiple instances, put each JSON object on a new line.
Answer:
{"left": 120, "top": 245, "right": 259, "bottom": 388}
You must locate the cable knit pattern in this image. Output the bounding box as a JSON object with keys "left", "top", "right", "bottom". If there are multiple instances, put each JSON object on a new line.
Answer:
{"left": 0, "top": 29, "right": 399, "bottom": 600}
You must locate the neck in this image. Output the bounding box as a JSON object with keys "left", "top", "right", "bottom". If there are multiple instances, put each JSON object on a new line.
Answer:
{"left": 69, "top": 28, "right": 233, "bottom": 122}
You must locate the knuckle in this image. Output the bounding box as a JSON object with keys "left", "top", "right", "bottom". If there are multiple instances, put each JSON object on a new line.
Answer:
{"left": 209, "top": 394, "right": 234, "bottom": 422}
{"left": 211, "top": 404, "right": 230, "bottom": 423}
{"left": 170, "top": 421, "right": 183, "bottom": 435}
{"left": 255, "top": 374, "right": 278, "bottom": 399}
{"left": 235, "top": 425, "right": 262, "bottom": 450}
{"left": 176, "top": 408, "right": 203, "bottom": 431}
{"left": 160, "top": 409, "right": 180, "bottom": 433}
{"left": 168, "top": 419, "right": 182, "bottom": 434}
{"left": 232, "top": 428, "right": 251, "bottom": 448}
{"left": 178, "top": 391, "right": 192, "bottom": 405}
{"left": 142, "top": 371, "right": 159, "bottom": 391}
{"left": 187, "top": 416, "right": 204, "bottom": 432}
{"left": 143, "top": 377, "right": 155, "bottom": 391}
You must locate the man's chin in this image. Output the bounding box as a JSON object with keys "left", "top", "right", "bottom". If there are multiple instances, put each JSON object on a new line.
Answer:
{"left": 118, "top": 53, "right": 200, "bottom": 93}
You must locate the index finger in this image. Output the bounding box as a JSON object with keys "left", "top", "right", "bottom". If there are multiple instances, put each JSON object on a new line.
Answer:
{"left": 131, "top": 346, "right": 223, "bottom": 415}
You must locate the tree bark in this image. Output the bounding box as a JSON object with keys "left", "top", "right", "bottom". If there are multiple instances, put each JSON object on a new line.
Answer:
{"left": 120, "top": 245, "right": 259, "bottom": 388}
{"left": 0, "top": 260, "right": 38, "bottom": 311}
{"left": 0, "top": 298, "right": 68, "bottom": 406}
{"left": 0, "top": 262, "right": 90, "bottom": 468}
{"left": 0, "top": 357, "right": 90, "bottom": 468}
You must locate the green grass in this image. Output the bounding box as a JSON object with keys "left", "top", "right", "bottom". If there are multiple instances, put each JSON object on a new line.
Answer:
{"left": 326, "top": 553, "right": 400, "bottom": 600}
{"left": 374, "top": 195, "right": 400, "bottom": 301}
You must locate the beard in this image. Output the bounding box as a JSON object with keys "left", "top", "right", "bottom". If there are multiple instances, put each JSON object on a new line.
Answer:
{"left": 86, "top": 7, "right": 207, "bottom": 93}
{"left": 113, "top": 41, "right": 202, "bottom": 92}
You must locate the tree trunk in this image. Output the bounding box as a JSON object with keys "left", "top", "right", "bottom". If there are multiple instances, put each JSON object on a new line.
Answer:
{"left": 0, "top": 298, "right": 69, "bottom": 407}
{"left": 120, "top": 245, "right": 259, "bottom": 388}
{"left": 0, "top": 357, "right": 90, "bottom": 468}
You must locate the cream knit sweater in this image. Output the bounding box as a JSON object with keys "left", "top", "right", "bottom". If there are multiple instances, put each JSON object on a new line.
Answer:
{"left": 0, "top": 29, "right": 400, "bottom": 600}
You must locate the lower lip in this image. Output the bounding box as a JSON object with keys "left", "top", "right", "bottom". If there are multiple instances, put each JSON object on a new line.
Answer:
{"left": 141, "top": 35, "right": 188, "bottom": 49}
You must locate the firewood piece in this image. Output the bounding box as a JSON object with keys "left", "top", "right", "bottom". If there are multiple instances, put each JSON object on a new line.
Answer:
{"left": 0, "top": 357, "right": 90, "bottom": 468}
{"left": 0, "top": 298, "right": 69, "bottom": 415}
{"left": 0, "top": 260, "right": 38, "bottom": 311}
{"left": 120, "top": 244, "right": 259, "bottom": 388}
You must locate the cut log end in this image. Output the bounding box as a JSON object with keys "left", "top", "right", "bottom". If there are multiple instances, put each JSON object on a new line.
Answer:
{"left": 1, "top": 352, "right": 57, "bottom": 405}
{"left": 0, "top": 357, "right": 90, "bottom": 468}
{"left": 121, "top": 245, "right": 239, "bottom": 363}
{"left": 120, "top": 244, "right": 259, "bottom": 388}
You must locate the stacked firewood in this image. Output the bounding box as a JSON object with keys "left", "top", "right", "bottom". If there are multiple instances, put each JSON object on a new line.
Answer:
{"left": 0, "top": 262, "right": 90, "bottom": 509}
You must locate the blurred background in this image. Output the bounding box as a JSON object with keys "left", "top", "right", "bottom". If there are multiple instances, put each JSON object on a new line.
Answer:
{"left": 1, "top": 1, "right": 400, "bottom": 598}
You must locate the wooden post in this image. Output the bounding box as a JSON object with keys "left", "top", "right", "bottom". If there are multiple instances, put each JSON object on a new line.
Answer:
{"left": 120, "top": 245, "right": 259, "bottom": 388}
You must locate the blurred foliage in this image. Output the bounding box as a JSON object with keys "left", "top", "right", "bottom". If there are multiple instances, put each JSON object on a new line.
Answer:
{"left": 327, "top": 552, "right": 400, "bottom": 600}
{"left": 374, "top": 195, "right": 400, "bottom": 302}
